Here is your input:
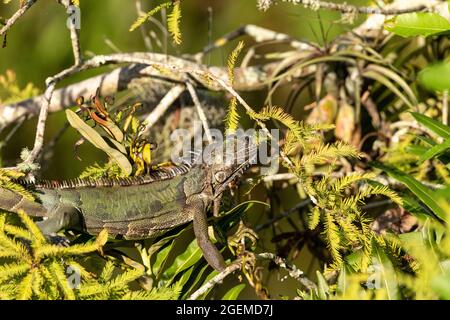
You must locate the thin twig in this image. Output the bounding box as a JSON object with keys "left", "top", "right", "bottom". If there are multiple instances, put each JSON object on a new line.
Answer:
{"left": 257, "top": 252, "right": 317, "bottom": 291}
{"left": 187, "top": 260, "right": 242, "bottom": 300}
{"left": 0, "top": 0, "right": 37, "bottom": 37}
{"left": 277, "top": 0, "right": 428, "bottom": 15}
{"left": 186, "top": 82, "right": 213, "bottom": 144}
{"left": 60, "top": 0, "right": 83, "bottom": 65}
{"left": 187, "top": 252, "right": 317, "bottom": 300}
{"left": 135, "top": 0, "right": 153, "bottom": 51}
{"left": 141, "top": 84, "right": 185, "bottom": 134}
{"left": 17, "top": 0, "right": 85, "bottom": 168}
{"left": 0, "top": 53, "right": 280, "bottom": 129}
{"left": 20, "top": 81, "right": 55, "bottom": 167}
{"left": 261, "top": 173, "right": 299, "bottom": 182}
{"left": 200, "top": 24, "right": 317, "bottom": 59}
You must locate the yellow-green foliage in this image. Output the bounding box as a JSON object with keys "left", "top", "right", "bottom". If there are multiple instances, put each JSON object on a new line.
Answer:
{"left": 129, "top": 1, "right": 182, "bottom": 45}
{"left": 79, "top": 162, "right": 126, "bottom": 180}
{"left": 0, "top": 210, "right": 107, "bottom": 299}
{"left": 0, "top": 169, "right": 34, "bottom": 201}
{"left": 167, "top": 0, "right": 182, "bottom": 45}
{"left": 0, "top": 210, "right": 182, "bottom": 300}
{"left": 0, "top": 70, "right": 39, "bottom": 104}
{"left": 252, "top": 106, "right": 334, "bottom": 152}
{"left": 77, "top": 260, "right": 181, "bottom": 300}
{"left": 225, "top": 41, "right": 244, "bottom": 134}
{"left": 304, "top": 172, "right": 402, "bottom": 271}
{"left": 129, "top": 2, "right": 171, "bottom": 32}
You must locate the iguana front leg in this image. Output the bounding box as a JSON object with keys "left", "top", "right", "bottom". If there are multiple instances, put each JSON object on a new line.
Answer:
{"left": 186, "top": 195, "right": 226, "bottom": 271}
{"left": 36, "top": 204, "right": 80, "bottom": 237}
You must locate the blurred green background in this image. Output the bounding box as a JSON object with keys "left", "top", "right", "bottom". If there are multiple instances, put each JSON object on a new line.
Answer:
{"left": 1, "top": 0, "right": 370, "bottom": 298}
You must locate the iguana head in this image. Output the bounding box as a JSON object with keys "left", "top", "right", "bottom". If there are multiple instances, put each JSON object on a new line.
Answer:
{"left": 208, "top": 135, "right": 258, "bottom": 198}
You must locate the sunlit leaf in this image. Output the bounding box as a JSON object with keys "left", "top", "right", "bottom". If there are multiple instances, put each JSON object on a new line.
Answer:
{"left": 316, "top": 271, "right": 329, "bottom": 300}
{"left": 66, "top": 109, "right": 132, "bottom": 175}
{"left": 385, "top": 13, "right": 450, "bottom": 37}
{"left": 222, "top": 284, "right": 245, "bottom": 300}
{"left": 372, "top": 244, "right": 399, "bottom": 300}
{"left": 371, "top": 162, "right": 447, "bottom": 220}
{"left": 432, "top": 273, "right": 450, "bottom": 299}
{"left": 411, "top": 112, "right": 450, "bottom": 139}
{"left": 419, "top": 62, "right": 450, "bottom": 92}
{"left": 161, "top": 239, "right": 203, "bottom": 284}
{"left": 363, "top": 70, "right": 413, "bottom": 108}
{"left": 420, "top": 138, "right": 450, "bottom": 163}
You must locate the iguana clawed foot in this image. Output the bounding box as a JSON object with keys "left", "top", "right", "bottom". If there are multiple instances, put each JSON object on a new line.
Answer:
{"left": 227, "top": 221, "right": 258, "bottom": 256}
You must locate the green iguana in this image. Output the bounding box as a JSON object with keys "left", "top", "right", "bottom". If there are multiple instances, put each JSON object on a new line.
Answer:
{"left": 0, "top": 142, "right": 256, "bottom": 271}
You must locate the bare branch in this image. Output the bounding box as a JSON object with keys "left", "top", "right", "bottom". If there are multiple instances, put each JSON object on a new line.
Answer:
{"left": 187, "top": 253, "right": 317, "bottom": 300}
{"left": 186, "top": 82, "right": 213, "bottom": 144}
{"left": 60, "top": 0, "right": 83, "bottom": 65}
{"left": 0, "top": 53, "right": 282, "bottom": 129}
{"left": 264, "top": 0, "right": 429, "bottom": 15}
{"left": 187, "top": 260, "right": 241, "bottom": 300}
{"left": 142, "top": 84, "right": 185, "bottom": 134}
{"left": 135, "top": 0, "right": 153, "bottom": 51}
{"left": 0, "top": 0, "right": 37, "bottom": 37}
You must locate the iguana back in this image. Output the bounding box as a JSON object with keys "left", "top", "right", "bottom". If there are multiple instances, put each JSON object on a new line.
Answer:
{"left": 0, "top": 164, "right": 207, "bottom": 239}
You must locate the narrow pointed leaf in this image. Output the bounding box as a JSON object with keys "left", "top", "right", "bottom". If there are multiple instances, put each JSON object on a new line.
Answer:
{"left": 222, "top": 284, "right": 245, "bottom": 300}
{"left": 410, "top": 112, "right": 450, "bottom": 139}
{"left": 371, "top": 162, "right": 447, "bottom": 220}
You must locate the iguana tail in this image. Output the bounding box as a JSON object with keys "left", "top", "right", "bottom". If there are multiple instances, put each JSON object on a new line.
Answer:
{"left": 0, "top": 188, "right": 48, "bottom": 217}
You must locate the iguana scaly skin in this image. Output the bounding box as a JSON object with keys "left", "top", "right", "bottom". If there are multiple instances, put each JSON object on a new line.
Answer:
{"left": 0, "top": 155, "right": 253, "bottom": 271}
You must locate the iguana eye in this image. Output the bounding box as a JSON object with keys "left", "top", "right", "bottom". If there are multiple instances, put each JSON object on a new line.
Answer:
{"left": 214, "top": 171, "right": 227, "bottom": 183}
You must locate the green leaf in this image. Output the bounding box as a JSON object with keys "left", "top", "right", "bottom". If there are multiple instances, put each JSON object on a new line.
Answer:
{"left": 410, "top": 112, "right": 450, "bottom": 139}
{"left": 102, "top": 119, "right": 124, "bottom": 143}
{"left": 336, "top": 265, "right": 348, "bottom": 295}
{"left": 107, "top": 137, "right": 127, "bottom": 154}
{"left": 151, "top": 240, "right": 176, "bottom": 278}
{"left": 371, "top": 162, "right": 447, "bottom": 220}
{"left": 398, "top": 231, "right": 425, "bottom": 251}
{"left": 181, "top": 263, "right": 211, "bottom": 299}
{"left": 385, "top": 13, "right": 450, "bottom": 37}
{"left": 432, "top": 273, "right": 450, "bottom": 299}
{"left": 419, "top": 62, "right": 450, "bottom": 92}
{"left": 420, "top": 138, "right": 450, "bottom": 162}
{"left": 65, "top": 109, "right": 132, "bottom": 175}
{"left": 363, "top": 70, "right": 413, "bottom": 108}
{"left": 366, "top": 64, "right": 417, "bottom": 105}
{"left": 162, "top": 239, "right": 203, "bottom": 285}
{"left": 222, "top": 284, "right": 245, "bottom": 300}
{"left": 398, "top": 193, "right": 434, "bottom": 220}
{"left": 372, "top": 244, "right": 399, "bottom": 300}
{"left": 175, "top": 266, "right": 195, "bottom": 289}
{"left": 315, "top": 271, "right": 329, "bottom": 300}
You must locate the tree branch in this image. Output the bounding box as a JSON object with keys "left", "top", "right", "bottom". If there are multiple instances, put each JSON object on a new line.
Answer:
{"left": 262, "top": 0, "right": 429, "bottom": 15}
{"left": 60, "top": 0, "right": 83, "bottom": 65}
{"left": 187, "top": 252, "right": 317, "bottom": 300}
{"left": 0, "top": 0, "right": 37, "bottom": 37}
{"left": 0, "top": 53, "right": 283, "bottom": 129}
